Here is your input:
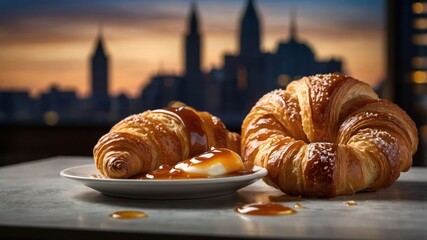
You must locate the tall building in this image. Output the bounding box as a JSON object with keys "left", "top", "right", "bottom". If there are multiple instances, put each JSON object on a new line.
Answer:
{"left": 272, "top": 11, "right": 342, "bottom": 86}
{"left": 386, "top": 1, "right": 427, "bottom": 120}
{"left": 91, "top": 28, "right": 110, "bottom": 111}
{"left": 239, "top": 0, "right": 261, "bottom": 58}
{"left": 184, "top": 2, "right": 204, "bottom": 109}
{"left": 222, "top": 0, "right": 268, "bottom": 115}
{"left": 185, "top": 2, "right": 202, "bottom": 79}
{"left": 143, "top": 0, "right": 342, "bottom": 127}
{"left": 386, "top": 0, "right": 427, "bottom": 165}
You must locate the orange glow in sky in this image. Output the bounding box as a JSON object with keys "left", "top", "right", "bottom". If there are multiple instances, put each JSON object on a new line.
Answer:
{"left": 0, "top": 0, "right": 385, "bottom": 98}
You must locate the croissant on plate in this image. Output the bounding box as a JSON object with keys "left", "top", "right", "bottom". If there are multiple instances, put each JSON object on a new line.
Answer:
{"left": 241, "top": 73, "right": 418, "bottom": 198}
{"left": 94, "top": 106, "right": 240, "bottom": 178}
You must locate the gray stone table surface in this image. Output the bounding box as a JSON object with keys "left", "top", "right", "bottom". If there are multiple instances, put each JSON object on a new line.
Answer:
{"left": 1, "top": 156, "right": 427, "bottom": 239}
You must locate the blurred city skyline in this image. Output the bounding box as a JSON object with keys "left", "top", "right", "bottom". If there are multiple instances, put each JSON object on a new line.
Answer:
{"left": 0, "top": 0, "right": 385, "bottom": 98}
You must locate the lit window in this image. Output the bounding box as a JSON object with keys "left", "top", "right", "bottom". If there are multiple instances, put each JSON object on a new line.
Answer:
{"left": 413, "top": 2, "right": 426, "bottom": 14}
{"left": 412, "top": 71, "right": 427, "bottom": 83}
{"left": 277, "top": 74, "right": 290, "bottom": 87}
{"left": 412, "top": 57, "right": 427, "bottom": 68}
{"left": 43, "top": 111, "right": 59, "bottom": 125}
{"left": 413, "top": 18, "right": 427, "bottom": 29}
{"left": 168, "top": 101, "right": 186, "bottom": 108}
{"left": 163, "top": 78, "right": 174, "bottom": 87}
{"left": 237, "top": 67, "right": 247, "bottom": 90}
{"left": 412, "top": 34, "right": 427, "bottom": 45}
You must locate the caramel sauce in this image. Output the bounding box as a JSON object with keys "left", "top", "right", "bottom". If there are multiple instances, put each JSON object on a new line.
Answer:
{"left": 177, "top": 148, "right": 242, "bottom": 171}
{"left": 158, "top": 107, "right": 208, "bottom": 157}
{"left": 235, "top": 202, "right": 297, "bottom": 216}
{"left": 345, "top": 200, "right": 357, "bottom": 206}
{"left": 110, "top": 211, "right": 147, "bottom": 219}
{"left": 143, "top": 164, "right": 204, "bottom": 179}
{"left": 142, "top": 166, "right": 251, "bottom": 179}
{"left": 140, "top": 148, "right": 247, "bottom": 179}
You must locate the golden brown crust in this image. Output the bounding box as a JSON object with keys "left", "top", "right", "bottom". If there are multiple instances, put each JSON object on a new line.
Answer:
{"left": 241, "top": 73, "right": 418, "bottom": 198}
{"left": 94, "top": 106, "right": 240, "bottom": 178}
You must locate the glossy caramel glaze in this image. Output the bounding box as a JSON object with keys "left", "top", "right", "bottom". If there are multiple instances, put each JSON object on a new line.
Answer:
{"left": 142, "top": 164, "right": 196, "bottom": 179}
{"left": 156, "top": 107, "right": 208, "bottom": 157}
{"left": 235, "top": 202, "right": 297, "bottom": 216}
{"left": 241, "top": 73, "right": 419, "bottom": 198}
{"left": 93, "top": 106, "right": 241, "bottom": 179}
{"left": 176, "top": 148, "right": 244, "bottom": 172}
{"left": 140, "top": 148, "right": 247, "bottom": 179}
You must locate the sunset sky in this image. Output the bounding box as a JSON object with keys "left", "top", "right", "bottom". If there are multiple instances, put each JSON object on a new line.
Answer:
{"left": 0, "top": 0, "right": 385, "bottom": 98}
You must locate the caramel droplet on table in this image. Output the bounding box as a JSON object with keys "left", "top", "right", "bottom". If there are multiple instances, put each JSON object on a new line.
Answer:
{"left": 110, "top": 211, "right": 147, "bottom": 219}
{"left": 345, "top": 200, "right": 358, "bottom": 206}
{"left": 235, "top": 202, "right": 297, "bottom": 216}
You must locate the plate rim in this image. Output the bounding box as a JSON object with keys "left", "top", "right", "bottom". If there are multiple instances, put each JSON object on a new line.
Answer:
{"left": 60, "top": 164, "right": 267, "bottom": 184}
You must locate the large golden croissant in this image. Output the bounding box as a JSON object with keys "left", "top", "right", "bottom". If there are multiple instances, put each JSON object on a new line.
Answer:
{"left": 241, "top": 73, "right": 418, "bottom": 198}
{"left": 94, "top": 106, "right": 240, "bottom": 178}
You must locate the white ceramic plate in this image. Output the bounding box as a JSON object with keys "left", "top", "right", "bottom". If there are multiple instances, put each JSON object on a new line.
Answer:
{"left": 60, "top": 164, "right": 267, "bottom": 199}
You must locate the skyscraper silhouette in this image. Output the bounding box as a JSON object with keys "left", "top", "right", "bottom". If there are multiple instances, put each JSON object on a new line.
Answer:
{"left": 184, "top": 2, "right": 204, "bottom": 109}
{"left": 0, "top": 0, "right": 345, "bottom": 129}
{"left": 142, "top": 0, "right": 342, "bottom": 126}
{"left": 386, "top": 0, "right": 427, "bottom": 165}
{"left": 273, "top": 10, "right": 342, "bottom": 83}
{"left": 221, "top": 0, "right": 267, "bottom": 115}
{"left": 239, "top": 0, "right": 261, "bottom": 58}
{"left": 185, "top": 2, "right": 202, "bottom": 79}
{"left": 91, "top": 27, "right": 110, "bottom": 111}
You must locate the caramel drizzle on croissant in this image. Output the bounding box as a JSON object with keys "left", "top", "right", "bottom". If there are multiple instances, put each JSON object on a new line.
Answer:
{"left": 153, "top": 107, "right": 209, "bottom": 157}
{"left": 94, "top": 106, "right": 240, "bottom": 178}
{"left": 242, "top": 73, "right": 418, "bottom": 198}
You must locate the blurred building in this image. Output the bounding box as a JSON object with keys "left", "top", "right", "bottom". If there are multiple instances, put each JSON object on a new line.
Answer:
{"left": 91, "top": 29, "right": 110, "bottom": 113}
{"left": 184, "top": 2, "right": 205, "bottom": 110}
{"left": 0, "top": 0, "right": 343, "bottom": 128}
{"left": 0, "top": 0, "right": 342, "bottom": 126}
{"left": 143, "top": 0, "right": 343, "bottom": 124}
{"left": 386, "top": 0, "right": 427, "bottom": 165}
{"left": 0, "top": 90, "right": 37, "bottom": 122}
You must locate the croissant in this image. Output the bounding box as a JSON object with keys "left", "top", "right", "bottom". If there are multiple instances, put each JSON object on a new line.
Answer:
{"left": 241, "top": 73, "right": 418, "bottom": 198}
{"left": 94, "top": 106, "right": 240, "bottom": 178}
